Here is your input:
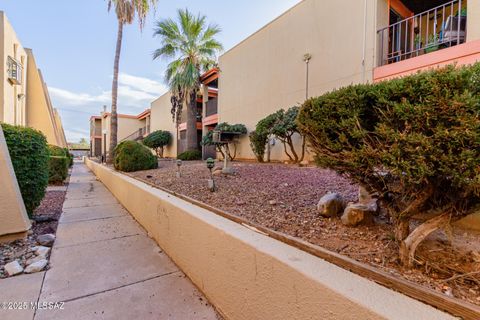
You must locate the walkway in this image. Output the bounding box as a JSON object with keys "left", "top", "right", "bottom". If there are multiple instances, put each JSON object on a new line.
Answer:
{"left": 0, "top": 162, "right": 219, "bottom": 320}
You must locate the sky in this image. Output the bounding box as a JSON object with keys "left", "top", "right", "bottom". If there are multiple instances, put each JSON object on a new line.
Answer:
{"left": 1, "top": 0, "right": 301, "bottom": 143}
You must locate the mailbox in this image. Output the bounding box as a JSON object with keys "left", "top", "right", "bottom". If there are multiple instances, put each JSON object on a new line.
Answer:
{"left": 212, "top": 131, "right": 241, "bottom": 143}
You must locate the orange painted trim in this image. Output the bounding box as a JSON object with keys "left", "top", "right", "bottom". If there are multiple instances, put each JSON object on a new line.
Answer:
{"left": 200, "top": 67, "right": 220, "bottom": 85}
{"left": 389, "top": 0, "right": 413, "bottom": 18}
{"left": 137, "top": 109, "right": 151, "bottom": 119}
{"left": 178, "top": 122, "right": 202, "bottom": 131}
{"left": 102, "top": 112, "right": 138, "bottom": 119}
{"left": 202, "top": 114, "right": 218, "bottom": 126}
{"left": 374, "top": 40, "right": 480, "bottom": 82}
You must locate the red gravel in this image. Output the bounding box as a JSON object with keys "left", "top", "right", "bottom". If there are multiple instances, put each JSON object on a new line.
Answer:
{"left": 130, "top": 160, "right": 480, "bottom": 306}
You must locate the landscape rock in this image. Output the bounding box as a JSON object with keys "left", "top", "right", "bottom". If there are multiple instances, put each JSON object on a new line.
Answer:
{"left": 34, "top": 246, "right": 50, "bottom": 257}
{"left": 222, "top": 167, "right": 237, "bottom": 175}
{"left": 341, "top": 203, "right": 376, "bottom": 226}
{"left": 26, "top": 255, "right": 46, "bottom": 266}
{"left": 37, "top": 234, "right": 56, "bottom": 247}
{"left": 317, "top": 193, "right": 345, "bottom": 217}
{"left": 24, "top": 259, "right": 48, "bottom": 274}
{"left": 358, "top": 185, "right": 374, "bottom": 204}
{"left": 4, "top": 260, "right": 23, "bottom": 276}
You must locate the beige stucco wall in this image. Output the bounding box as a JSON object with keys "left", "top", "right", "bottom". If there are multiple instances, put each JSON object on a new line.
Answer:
{"left": 0, "top": 11, "right": 28, "bottom": 127}
{"left": 53, "top": 109, "right": 68, "bottom": 148}
{"left": 101, "top": 114, "right": 144, "bottom": 154}
{"left": 467, "top": 0, "right": 480, "bottom": 42}
{"left": 85, "top": 158, "right": 456, "bottom": 320}
{"left": 25, "top": 49, "right": 67, "bottom": 147}
{"left": 218, "top": 0, "right": 379, "bottom": 161}
{"left": 150, "top": 92, "right": 177, "bottom": 158}
{"left": 0, "top": 126, "right": 30, "bottom": 242}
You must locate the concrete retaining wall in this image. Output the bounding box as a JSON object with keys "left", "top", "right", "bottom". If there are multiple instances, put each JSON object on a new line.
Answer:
{"left": 85, "top": 158, "right": 455, "bottom": 320}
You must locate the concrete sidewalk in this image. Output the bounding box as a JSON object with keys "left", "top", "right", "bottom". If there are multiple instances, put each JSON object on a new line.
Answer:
{"left": 0, "top": 162, "right": 219, "bottom": 320}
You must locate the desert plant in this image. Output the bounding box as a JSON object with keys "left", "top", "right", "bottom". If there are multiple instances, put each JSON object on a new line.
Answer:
{"left": 271, "top": 107, "right": 306, "bottom": 163}
{"left": 106, "top": 0, "right": 158, "bottom": 162}
{"left": 48, "top": 156, "right": 69, "bottom": 184}
{"left": 113, "top": 140, "right": 158, "bottom": 172}
{"left": 153, "top": 9, "right": 223, "bottom": 152}
{"left": 250, "top": 112, "right": 278, "bottom": 162}
{"left": 249, "top": 130, "right": 267, "bottom": 162}
{"left": 177, "top": 150, "right": 202, "bottom": 161}
{"left": 252, "top": 107, "right": 305, "bottom": 163}
{"left": 201, "top": 122, "right": 247, "bottom": 161}
{"left": 2, "top": 124, "right": 49, "bottom": 216}
{"left": 297, "top": 63, "right": 480, "bottom": 267}
{"left": 143, "top": 130, "right": 172, "bottom": 158}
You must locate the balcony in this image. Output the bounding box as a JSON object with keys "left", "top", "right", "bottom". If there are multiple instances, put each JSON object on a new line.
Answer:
{"left": 377, "top": 0, "right": 467, "bottom": 66}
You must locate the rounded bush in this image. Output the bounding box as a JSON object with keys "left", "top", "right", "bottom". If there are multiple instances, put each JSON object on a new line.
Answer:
{"left": 177, "top": 150, "right": 202, "bottom": 161}
{"left": 49, "top": 156, "right": 69, "bottom": 184}
{"left": 143, "top": 130, "right": 171, "bottom": 158}
{"left": 48, "top": 144, "right": 66, "bottom": 156}
{"left": 2, "top": 124, "right": 49, "bottom": 216}
{"left": 113, "top": 140, "right": 158, "bottom": 172}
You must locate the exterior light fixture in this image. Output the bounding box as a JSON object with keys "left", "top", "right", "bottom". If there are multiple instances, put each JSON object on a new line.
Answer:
{"left": 176, "top": 159, "right": 182, "bottom": 178}
{"left": 206, "top": 157, "right": 216, "bottom": 192}
{"left": 303, "top": 53, "right": 312, "bottom": 100}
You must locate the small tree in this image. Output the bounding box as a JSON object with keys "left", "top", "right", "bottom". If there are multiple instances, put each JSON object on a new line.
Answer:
{"left": 298, "top": 64, "right": 480, "bottom": 267}
{"left": 251, "top": 107, "right": 305, "bottom": 163}
{"left": 143, "top": 130, "right": 171, "bottom": 158}
{"left": 271, "top": 107, "right": 306, "bottom": 163}
{"left": 201, "top": 123, "right": 247, "bottom": 161}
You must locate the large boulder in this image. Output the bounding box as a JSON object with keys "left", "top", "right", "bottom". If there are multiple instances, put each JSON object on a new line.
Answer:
{"left": 341, "top": 203, "right": 376, "bottom": 226}
{"left": 317, "top": 193, "right": 345, "bottom": 217}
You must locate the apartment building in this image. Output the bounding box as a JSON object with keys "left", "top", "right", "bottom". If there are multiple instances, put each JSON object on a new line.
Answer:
{"left": 89, "top": 108, "right": 151, "bottom": 158}
{"left": 0, "top": 11, "right": 67, "bottom": 148}
{"left": 149, "top": 69, "right": 219, "bottom": 159}
{"left": 217, "top": 0, "right": 480, "bottom": 161}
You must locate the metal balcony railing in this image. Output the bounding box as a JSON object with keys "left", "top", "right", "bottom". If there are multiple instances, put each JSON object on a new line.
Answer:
{"left": 377, "top": 0, "right": 466, "bottom": 66}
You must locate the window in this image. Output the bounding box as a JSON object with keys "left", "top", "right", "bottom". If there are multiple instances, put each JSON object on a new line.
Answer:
{"left": 7, "top": 56, "right": 22, "bottom": 85}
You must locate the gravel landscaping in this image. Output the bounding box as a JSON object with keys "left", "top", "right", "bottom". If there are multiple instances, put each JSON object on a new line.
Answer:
{"left": 130, "top": 160, "right": 480, "bottom": 306}
{"left": 0, "top": 188, "right": 66, "bottom": 278}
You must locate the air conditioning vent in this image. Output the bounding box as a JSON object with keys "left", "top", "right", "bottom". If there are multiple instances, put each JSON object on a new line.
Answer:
{"left": 7, "top": 56, "right": 22, "bottom": 85}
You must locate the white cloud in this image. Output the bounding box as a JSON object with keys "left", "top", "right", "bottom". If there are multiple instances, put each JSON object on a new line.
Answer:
{"left": 48, "top": 73, "right": 167, "bottom": 142}
{"left": 118, "top": 73, "right": 168, "bottom": 95}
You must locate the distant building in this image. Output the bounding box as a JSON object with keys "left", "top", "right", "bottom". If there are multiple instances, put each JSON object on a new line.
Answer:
{"left": 89, "top": 109, "right": 151, "bottom": 159}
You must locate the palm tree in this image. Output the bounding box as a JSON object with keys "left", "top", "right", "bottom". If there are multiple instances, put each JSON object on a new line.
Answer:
{"left": 106, "top": 0, "right": 157, "bottom": 162}
{"left": 153, "top": 9, "right": 222, "bottom": 152}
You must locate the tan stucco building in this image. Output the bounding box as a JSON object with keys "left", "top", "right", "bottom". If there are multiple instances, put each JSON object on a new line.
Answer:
{"left": 90, "top": 108, "right": 151, "bottom": 159}
{"left": 218, "top": 0, "right": 480, "bottom": 161}
{"left": 0, "top": 11, "right": 67, "bottom": 148}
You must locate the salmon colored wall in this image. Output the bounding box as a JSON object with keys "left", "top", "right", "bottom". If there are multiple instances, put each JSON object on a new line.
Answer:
{"left": 373, "top": 39, "right": 480, "bottom": 81}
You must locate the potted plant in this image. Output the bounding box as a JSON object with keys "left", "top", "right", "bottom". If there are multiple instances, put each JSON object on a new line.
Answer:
{"left": 425, "top": 34, "right": 439, "bottom": 53}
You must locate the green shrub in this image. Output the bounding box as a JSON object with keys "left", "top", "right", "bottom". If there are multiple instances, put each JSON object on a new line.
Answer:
{"left": 48, "top": 156, "right": 69, "bottom": 184}
{"left": 177, "top": 150, "right": 202, "bottom": 161}
{"left": 48, "top": 144, "right": 66, "bottom": 156}
{"left": 64, "top": 148, "right": 74, "bottom": 167}
{"left": 201, "top": 122, "right": 247, "bottom": 160}
{"left": 143, "top": 130, "right": 171, "bottom": 158}
{"left": 113, "top": 140, "right": 158, "bottom": 172}
{"left": 297, "top": 63, "right": 480, "bottom": 266}
{"left": 248, "top": 131, "right": 267, "bottom": 162}
{"left": 2, "top": 124, "right": 49, "bottom": 216}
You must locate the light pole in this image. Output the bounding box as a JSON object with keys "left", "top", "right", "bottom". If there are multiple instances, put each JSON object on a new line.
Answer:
{"left": 303, "top": 53, "right": 312, "bottom": 100}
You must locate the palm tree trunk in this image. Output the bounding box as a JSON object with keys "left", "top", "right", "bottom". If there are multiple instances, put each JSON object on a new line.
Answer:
{"left": 186, "top": 90, "right": 199, "bottom": 151}
{"left": 107, "top": 20, "right": 123, "bottom": 163}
